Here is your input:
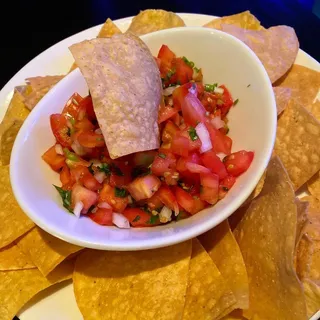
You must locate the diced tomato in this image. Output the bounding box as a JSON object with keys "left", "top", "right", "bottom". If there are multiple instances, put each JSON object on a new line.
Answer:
{"left": 200, "top": 91, "right": 218, "bottom": 112}
{"left": 178, "top": 128, "right": 202, "bottom": 152}
{"left": 219, "top": 175, "right": 236, "bottom": 199}
{"left": 172, "top": 83, "right": 204, "bottom": 110}
{"left": 156, "top": 185, "right": 179, "bottom": 215}
{"left": 60, "top": 164, "right": 72, "bottom": 185}
{"left": 192, "top": 196, "right": 207, "bottom": 213}
{"left": 77, "top": 131, "right": 105, "bottom": 148}
{"left": 122, "top": 208, "right": 154, "bottom": 227}
{"left": 147, "top": 193, "right": 163, "bottom": 211}
{"left": 42, "top": 146, "right": 65, "bottom": 172}
{"left": 132, "top": 151, "right": 157, "bottom": 167}
{"left": 79, "top": 95, "right": 96, "bottom": 121}
{"left": 181, "top": 93, "right": 206, "bottom": 127}
{"left": 71, "top": 184, "right": 98, "bottom": 213}
{"left": 163, "top": 168, "right": 179, "bottom": 186}
{"left": 70, "top": 166, "right": 101, "bottom": 191}
{"left": 172, "top": 58, "right": 193, "bottom": 85}
{"left": 172, "top": 113, "right": 181, "bottom": 126}
{"left": 128, "top": 175, "right": 161, "bottom": 201}
{"left": 158, "top": 45, "right": 176, "bottom": 66}
{"left": 99, "top": 184, "right": 128, "bottom": 213}
{"left": 75, "top": 118, "right": 95, "bottom": 131}
{"left": 175, "top": 187, "right": 205, "bottom": 215}
{"left": 50, "top": 114, "right": 72, "bottom": 147}
{"left": 201, "top": 151, "right": 228, "bottom": 179}
{"left": 171, "top": 135, "right": 189, "bottom": 157}
{"left": 62, "top": 93, "right": 84, "bottom": 119}
{"left": 158, "top": 104, "right": 179, "bottom": 124}
{"left": 186, "top": 162, "right": 210, "bottom": 174}
{"left": 176, "top": 152, "right": 202, "bottom": 172}
{"left": 88, "top": 208, "right": 113, "bottom": 226}
{"left": 151, "top": 152, "right": 176, "bottom": 176}
{"left": 200, "top": 172, "right": 219, "bottom": 204}
{"left": 109, "top": 162, "right": 132, "bottom": 188}
{"left": 220, "top": 85, "right": 234, "bottom": 118}
{"left": 64, "top": 149, "right": 90, "bottom": 169}
{"left": 162, "top": 121, "right": 179, "bottom": 143}
{"left": 223, "top": 150, "right": 254, "bottom": 177}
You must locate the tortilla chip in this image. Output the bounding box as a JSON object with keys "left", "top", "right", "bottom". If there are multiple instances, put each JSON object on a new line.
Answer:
{"left": 127, "top": 9, "right": 185, "bottom": 36}
{"left": 3, "top": 90, "right": 30, "bottom": 124}
{"left": 302, "top": 279, "right": 320, "bottom": 318}
{"left": 301, "top": 195, "right": 320, "bottom": 212}
{"left": 296, "top": 198, "right": 309, "bottom": 246}
{"left": 183, "top": 239, "right": 236, "bottom": 320}
{"left": 0, "top": 242, "right": 35, "bottom": 271}
{"left": 274, "top": 99, "right": 320, "bottom": 190}
{"left": 275, "top": 64, "right": 320, "bottom": 107}
{"left": 220, "top": 309, "right": 246, "bottom": 320}
{"left": 70, "top": 34, "right": 161, "bottom": 159}
{"left": 307, "top": 99, "right": 320, "bottom": 122}
{"left": 308, "top": 171, "right": 320, "bottom": 199}
{"left": 234, "top": 156, "right": 307, "bottom": 319}
{"left": 204, "top": 11, "right": 263, "bottom": 31}
{"left": 74, "top": 241, "right": 191, "bottom": 320}
{"left": 220, "top": 24, "right": 299, "bottom": 83}
{"left": 16, "top": 226, "right": 82, "bottom": 276}
{"left": 0, "top": 259, "right": 74, "bottom": 320}
{"left": 242, "top": 170, "right": 266, "bottom": 207}
{"left": 0, "top": 166, "right": 34, "bottom": 249}
{"left": 198, "top": 220, "right": 249, "bottom": 310}
{"left": 295, "top": 234, "right": 314, "bottom": 280}
{"left": 273, "top": 87, "right": 292, "bottom": 115}
{"left": 98, "top": 18, "right": 121, "bottom": 38}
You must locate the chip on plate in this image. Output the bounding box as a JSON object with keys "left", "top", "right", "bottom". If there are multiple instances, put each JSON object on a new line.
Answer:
{"left": 204, "top": 11, "right": 263, "bottom": 31}
{"left": 198, "top": 220, "right": 249, "bottom": 310}
{"left": 98, "top": 18, "right": 122, "bottom": 38}
{"left": 295, "top": 198, "right": 309, "bottom": 247}
{"left": 275, "top": 64, "right": 320, "bottom": 107}
{"left": 273, "top": 87, "right": 292, "bottom": 115}
{"left": 0, "top": 242, "right": 35, "bottom": 271}
{"left": 220, "top": 24, "right": 299, "bottom": 83}
{"left": 127, "top": 9, "right": 185, "bottom": 36}
{"left": 183, "top": 238, "right": 236, "bottom": 320}
{"left": 74, "top": 241, "right": 191, "bottom": 320}
{"left": 0, "top": 259, "right": 74, "bottom": 320}
{"left": 16, "top": 226, "right": 82, "bottom": 276}
{"left": 302, "top": 279, "right": 320, "bottom": 318}
{"left": 0, "top": 166, "right": 34, "bottom": 249}
{"left": 307, "top": 99, "right": 320, "bottom": 122}
{"left": 275, "top": 99, "right": 320, "bottom": 190}
{"left": 234, "top": 156, "right": 307, "bottom": 319}
{"left": 70, "top": 34, "right": 162, "bottom": 159}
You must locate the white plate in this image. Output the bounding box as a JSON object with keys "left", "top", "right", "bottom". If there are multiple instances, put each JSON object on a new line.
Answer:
{"left": 0, "top": 13, "right": 317, "bottom": 320}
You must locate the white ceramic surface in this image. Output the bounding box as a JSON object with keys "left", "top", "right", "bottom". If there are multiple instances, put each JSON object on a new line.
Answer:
{"left": 0, "top": 13, "right": 316, "bottom": 319}
{"left": 10, "top": 26, "right": 276, "bottom": 251}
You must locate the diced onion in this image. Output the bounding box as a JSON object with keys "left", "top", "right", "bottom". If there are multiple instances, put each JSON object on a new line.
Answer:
{"left": 188, "top": 84, "right": 197, "bottom": 96}
{"left": 98, "top": 202, "right": 112, "bottom": 209}
{"left": 113, "top": 212, "right": 131, "bottom": 229}
{"left": 71, "top": 140, "right": 86, "bottom": 156}
{"left": 163, "top": 85, "right": 179, "bottom": 96}
{"left": 73, "top": 201, "right": 84, "bottom": 218}
{"left": 91, "top": 207, "right": 97, "bottom": 213}
{"left": 195, "top": 123, "right": 212, "bottom": 154}
{"left": 159, "top": 206, "right": 172, "bottom": 223}
{"left": 55, "top": 144, "right": 64, "bottom": 155}
{"left": 95, "top": 128, "right": 102, "bottom": 135}
{"left": 211, "top": 116, "right": 225, "bottom": 129}
{"left": 216, "top": 152, "right": 227, "bottom": 161}
{"left": 94, "top": 171, "right": 106, "bottom": 183}
{"left": 214, "top": 87, "right": 224, "bottom": 94}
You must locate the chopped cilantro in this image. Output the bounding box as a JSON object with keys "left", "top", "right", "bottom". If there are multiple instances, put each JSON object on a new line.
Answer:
{"left": 233, "top": 99, "right": 239, "bottom": 106}
{"left": 132, "top": 215, "right": 141, "bottom": 223}
{"left": 63, "top": 148, "right": 78, "bottom": 161}
{"left": 147, "top": 214, "right": 159, "bottom": 225}
{"left": 158, "top": 153, "right": 166, "bottom": 159}
{"left": 66, "top": 127, "right": 71, "bottom": 137}
{"left": 205, "top": 83, "right": 218, "bottom": 92}
{"left": 98, "top": 163, "right": 111, "bottom": 175}
{"left": 112, "top": 164, "right": 124, "bottom": 176}
{"left": 193, "top": 66, "right": 200, "bottom": 73}
{"left": 182, "top": 56, "right": 195, "bottom": 68}
{"left": 88, "top": 163, "right": 94, "bottom": 175}
{"left": 188, "top": 127, "right": 198, "bottom": 141}
{"left": 53, "top": 185, "right": 72, "bottom": 213}
{"left": 115, "top": 187, "right": 127, "bottom": 198}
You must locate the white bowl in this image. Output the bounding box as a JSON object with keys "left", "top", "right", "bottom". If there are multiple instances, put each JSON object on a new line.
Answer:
{"left": 10, "top": 27, "right": 276, "bottom": 250}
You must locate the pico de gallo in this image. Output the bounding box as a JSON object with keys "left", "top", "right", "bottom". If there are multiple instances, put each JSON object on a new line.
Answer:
{"left": 42, "top": 44, "right": 254, "bottom": 228}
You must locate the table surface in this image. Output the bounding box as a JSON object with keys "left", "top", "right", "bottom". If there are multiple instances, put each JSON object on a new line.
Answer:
{"left": 1, "top": 0, "right": 320, "bottom": 90}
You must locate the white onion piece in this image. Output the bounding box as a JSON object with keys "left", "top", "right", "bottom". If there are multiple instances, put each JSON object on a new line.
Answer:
{"left": 188, "top": 84, "right": 197, "bottom": 96}
{"left": 216, "top": 152, "right": 227, "bottom": 161}
{"left": 95, "top": 128, "right": 102, "bottom": 134}
{"left": 159, "top": 206, "right": 172, "bottom": 223}
{"left": 211, "top": 116, "right": 225, "bottom": 129}
{"left": 71, "top": 140, "right": 86, "bottom": 156}
{"left": 163, "top": 85, "right": 179, "bottom": 96}
{"left": 91, "top": 160, "right": 102, "bottom": 167}
{"left": 73, "top": 201, "right": 84, "bottom": 218}
{"left": 214, "top": 87, "right": 224, "bottom": 94}
{"left": 98, "top": 202, "right": 112, "bottom": 209}
{"left": 55, "top": 144, "right": 64, "bottom": 155}
{"left": 113, "top": 212, "right": 131, "bottom": 229}
{"left": 195, "top": 122, "right": 212, "bottom": 154}
{"left": 91, "top": 207, "right": 97, "bottom": 214}
{"left": 94, "top": 171, "right": 106, "bottom": 184}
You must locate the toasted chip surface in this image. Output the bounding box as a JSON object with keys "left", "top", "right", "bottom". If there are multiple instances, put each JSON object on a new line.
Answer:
{"left": 220, "top": 25, "right": 299, "bottom": 83}
{"left": 275, "top": 65, "right": 320, "bottom": 107}
{"left": 204, "top": 11, "right": 263, "bottom": 30}
{"left": 70, "top": 34, "right": 162, "bottom": 159}
{"left": 199, "top": 220, "right": 249, "bottom": 310}
{"left": 0, "top": 166, "right": 34, "bottom": 249}
{"left": 273, "top": 87, "right": 292, "bottom": 115}
{"left": 307, "top": 100, "right": 320, "bottom": 122}
{"left": 98, "top": 18, "right": 122, "bottom": 38}
{"left": 275, "top": 99, "right": 320, "bottom": 190}
{"left": 0, "top": 259, "right": 74, "bottom": 320}
{"left": 183, "top": 238, "right": 236, "bottom": 320}
{"left": 127, "top": 9, "right": 185, "bottom": 35}
{"left": 0, "top": 243, "right": 35, "bottom": 271}
{"left": 295, "top": 198, "right": 309, "bottom": 247}
{"left": 16, "top": 227, "right": 82, "bottom": 276}
{"left": 302, "top": 279, "right": 320, "bottom": 318}
{"left": 74, "top": 242, "right": 191, "bottom": 320}
{"left": 234, "top": 156, "right": 307, "bottom": 319}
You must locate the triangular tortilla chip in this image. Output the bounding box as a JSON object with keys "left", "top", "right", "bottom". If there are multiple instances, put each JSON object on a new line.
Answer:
{"left": 98, "top": 18, "right": 121, "bottom": 38}
{"left": 307, "top": 100, "right": 320, "bottom": 121}
{"left": 302, "top": 279, "right": 320, "bottom": 318}
{"left": 73, "top": 242, "right": 191, "bottom": 320}
{"left": 234, "top": 156, "right": 307, "bottom": 319}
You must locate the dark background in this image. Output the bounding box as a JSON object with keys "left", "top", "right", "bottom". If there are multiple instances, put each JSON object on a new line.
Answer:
{"left": 1, "top": 0, "right": 320, "bottom": 90}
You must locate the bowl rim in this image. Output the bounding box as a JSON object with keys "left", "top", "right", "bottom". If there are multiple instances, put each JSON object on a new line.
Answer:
{"left": 10, "top": 26, "right": 277, "bottom": 250}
